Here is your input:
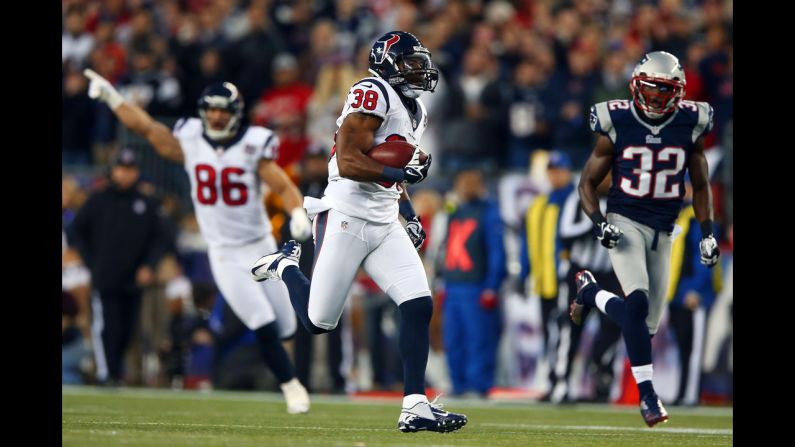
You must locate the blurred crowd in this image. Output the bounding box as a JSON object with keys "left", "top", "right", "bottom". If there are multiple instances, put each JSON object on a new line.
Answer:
{"left": 62, "top": 0, "right": 733, "bottom": 404}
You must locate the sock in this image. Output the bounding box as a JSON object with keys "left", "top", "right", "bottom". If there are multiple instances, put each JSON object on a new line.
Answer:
{"left": 632, "top": 364, "right": 655, "bottom": 397}
{"left": 583, "top": 285, "right": 625, "bottom": 325}
{"left": 254, "top": 321, "right": 295, "bottom": 383}
{"left": 398, "top": 296, "right": 433, "bottom": 397}
{"left": 281, "top": 265, "right": 330, "bottom": 335}
{"left": 623, "top": 290, "right": 653, "bottom": 367}
{"left": 402, "top": 394, "right": 433, "bottom": 419}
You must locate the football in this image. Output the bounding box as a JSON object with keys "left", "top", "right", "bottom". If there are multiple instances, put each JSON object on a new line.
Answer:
{"left": 366, "top": 140, "right": 416, "bottom": 168}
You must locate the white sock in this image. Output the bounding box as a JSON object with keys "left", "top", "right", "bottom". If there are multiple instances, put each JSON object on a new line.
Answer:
{"left": 276, "top": 259, "right": 298, "bottom": 278}
{"left": 402, "top": 394, "right": 433, "bottom": 419}
{"left": 631, "top": 364, "right": 654, "bottom": 384}
{"left": 595, "top": 290, "right": 619, "bottom": 314}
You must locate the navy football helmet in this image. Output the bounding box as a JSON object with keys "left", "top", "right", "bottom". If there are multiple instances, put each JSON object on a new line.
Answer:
{"left": 198, "top": 82, "right": 244, "bottom": 141}
{"left": 368, "top": 31, "right": 439, "bottom": 98}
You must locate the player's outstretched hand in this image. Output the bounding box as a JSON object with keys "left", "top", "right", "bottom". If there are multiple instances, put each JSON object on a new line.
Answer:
{"left": 289, "top": 208, "right": 312, "bottom": 242}
{"left": 595, "top": 222, "right": 622, "bottom": 249}
{"left": 405, "top": 216, "right": 426, "bottom": 250}
{"left": 403, "top": 154, "right": 432, "bottom": 184}
{"left": 699, "top": 235, "right": 720, "bottom": 268}
{"left": 83, "top": 68, "right": 124, "bottom": 109}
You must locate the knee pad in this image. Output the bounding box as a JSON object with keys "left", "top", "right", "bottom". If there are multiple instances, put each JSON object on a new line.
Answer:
{"left": 399, "top": 296, "right": 433, "bottom": 324}
{"left": 626, "top": 290, "right": 649, "bottom": 318}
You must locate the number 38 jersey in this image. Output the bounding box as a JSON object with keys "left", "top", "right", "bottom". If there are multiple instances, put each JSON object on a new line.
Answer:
{"left": 590, "top": 99, "right": 713, "bottom": 232}
{"left": 324, "top": 76, "right": 428, "bottom": 224}
{"left": 173, "top": 117, "right": 278, "bottom": 247}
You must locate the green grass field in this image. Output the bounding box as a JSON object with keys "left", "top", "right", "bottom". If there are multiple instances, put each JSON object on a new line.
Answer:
{"left": 62, "top": 386, "right": 732, "bottom": 446}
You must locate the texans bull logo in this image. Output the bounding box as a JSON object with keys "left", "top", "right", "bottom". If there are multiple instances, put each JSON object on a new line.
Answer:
{"left": 371, "top": 34, "right": 400, "bottom": 64}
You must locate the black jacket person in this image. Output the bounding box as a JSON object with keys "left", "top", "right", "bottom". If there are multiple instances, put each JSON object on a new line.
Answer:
{"left": 70, "top": 149, "right": 169, "bottom": 384}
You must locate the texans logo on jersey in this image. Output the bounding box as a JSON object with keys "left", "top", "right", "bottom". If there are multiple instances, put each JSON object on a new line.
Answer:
{"left": 371, "top": 34, "right": 400, "bottom": 65}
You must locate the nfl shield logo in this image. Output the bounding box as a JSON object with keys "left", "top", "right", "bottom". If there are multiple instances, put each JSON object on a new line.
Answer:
{"left": 245, "top": 144, "right": 256, "bottom": 155}
{"left": 341, "top": 221, "right": 349, "bottom": 230}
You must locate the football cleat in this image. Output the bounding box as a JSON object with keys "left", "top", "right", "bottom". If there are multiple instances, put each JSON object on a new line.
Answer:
{"left": 570, "top": 270, "right": 597, "bottom": 325}
{"left": 280, "top": 378, "right": 310, "bottom": 414}
{"left": 251, "top": 240, "right": 301, "bottom": 282}
{"left": 640, "top": 392, "right": 669, "bottom": 427}
{"left": 398, "top": 396, "right": 467, "bottom": 433}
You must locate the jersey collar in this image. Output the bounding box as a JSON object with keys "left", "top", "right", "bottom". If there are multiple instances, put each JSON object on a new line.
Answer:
{"left": 202, "top": 124, "right": 249, "bottom": 152}
{"left": 630, "top": 103, "right": 678, "bottom": 136}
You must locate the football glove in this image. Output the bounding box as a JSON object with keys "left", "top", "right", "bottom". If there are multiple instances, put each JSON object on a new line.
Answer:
{"left": 595, "top": 221, "right": 622, "bottom": 249}
{"left": 405, "top": 216, "right": 426, "bottom": 250}
{"left": 289, "top": 208, "right": 312, "bottom": 242}
{"left": 699, "top": 235, "right": 720, "bottom": 268}
{"left": 83, "top": 68, "right": 125, "bottom": 109}
{"left": 403, "top": 153, "right": 432, "bottom": 184}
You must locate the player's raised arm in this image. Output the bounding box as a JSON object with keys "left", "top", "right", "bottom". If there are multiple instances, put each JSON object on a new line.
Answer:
{"left": 688, "top": 137, "right": 720, "bottom": 267}
{"left": 257, "top": 159, "right": 312, "bottom": 242}
{"left": 83, "top": 69, "right": 184, "bottom": 163}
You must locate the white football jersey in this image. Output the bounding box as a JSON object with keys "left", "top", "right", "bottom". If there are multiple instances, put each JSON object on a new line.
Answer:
{"left": 324, "top": 76, "right": 428, "bottom": 223}
{"left": 173, "top": 118, "right": 278, "bottom": 247}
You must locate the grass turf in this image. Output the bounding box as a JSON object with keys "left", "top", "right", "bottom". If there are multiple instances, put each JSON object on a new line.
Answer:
{"left": 62, "top": 386, "right": 732, "bottom": 447}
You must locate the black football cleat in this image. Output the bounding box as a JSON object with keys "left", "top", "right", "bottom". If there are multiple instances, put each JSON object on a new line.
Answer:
{"left": 640, "top": 392, "right": 669, "bottom": 427}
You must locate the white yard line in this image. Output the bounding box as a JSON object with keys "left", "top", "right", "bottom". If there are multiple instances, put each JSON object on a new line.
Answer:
{"left": 481, "top": 423, "right": 732, "bottom": 435}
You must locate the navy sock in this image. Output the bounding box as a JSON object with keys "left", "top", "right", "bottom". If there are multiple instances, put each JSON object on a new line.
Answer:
{"left": 282, "top": 265, "right": 331, "bottom": 335}
{"left": 622, "top": 290, "right": 653, "bottom": 366}
{"left": 398, "top": 296, "right": 433, "bottom": 396}
{"left": 580, "top": 284, "right": 599, "bottom": 307}
{"left": 638, "top": 380, "right": 655, "bottom": 397}
{"left": 254, "top": 321, "right": 295, "bottom": 384}
{"left": 604, "top": 297, "right": 625, "bottom": 326}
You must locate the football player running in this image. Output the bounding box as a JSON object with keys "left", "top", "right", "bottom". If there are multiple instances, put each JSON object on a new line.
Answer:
{"left": 572, "top": 51, "right": 720, "bottom": 427}
{"left": 250, "top": 31, "right": 467, "bottom": 433}
{"left": 84, "top": 70, "right": 312, "bottom": 414}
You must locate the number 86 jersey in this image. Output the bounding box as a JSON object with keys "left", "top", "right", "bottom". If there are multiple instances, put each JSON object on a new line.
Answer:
{"left": 590, "top": 99, "right": 714, "bottom": 232}
{"left": 173, "top": 117, "right": 278, "bottom": 247}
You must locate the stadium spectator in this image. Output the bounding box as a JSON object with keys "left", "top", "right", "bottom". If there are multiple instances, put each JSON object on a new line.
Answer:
{"left": 63, "top": 4, "right": 95, "bottom": 70}
{"left": 440, "top": 169, "right": 506, "bottom": 397}
{"left": 70, "top": 149, "right": 170, "bottom": 386}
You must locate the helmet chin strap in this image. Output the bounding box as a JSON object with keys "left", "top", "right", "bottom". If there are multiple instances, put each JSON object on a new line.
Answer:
{"left": 200, "top": 109, "right": 240, "bottom": 141}
{"left": 398, "top": 84, "right": 421, "bottom": 99}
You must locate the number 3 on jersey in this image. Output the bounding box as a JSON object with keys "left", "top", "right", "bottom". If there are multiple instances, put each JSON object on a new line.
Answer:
{"left": 195, "top": 164, "right": 248, "bottom": 206}
{"left": 620, "top": 146, "right": 686, "bottom": 199}
{"left": 351, "top": 89, "right": 378, "bottom": 110}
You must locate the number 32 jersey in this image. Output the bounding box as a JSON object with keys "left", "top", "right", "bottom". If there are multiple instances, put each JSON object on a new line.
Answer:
{"left": 324, "top": 76, "right": 428, "bottom": 224}
{"left": 590, "top": 99, "right": 713, "bottom": 232}
{"left": 173, "top": 117, "right": 278, "bottom": 247}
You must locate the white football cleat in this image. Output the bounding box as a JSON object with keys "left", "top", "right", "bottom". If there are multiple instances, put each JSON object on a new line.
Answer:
{"left": 280, "top": 378, "right": 310, "bottom": 414}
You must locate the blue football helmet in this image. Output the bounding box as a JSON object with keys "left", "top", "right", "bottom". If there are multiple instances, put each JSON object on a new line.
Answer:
{"left": 197, "top": 82, "right": 244, "bottom": 141}
{"left": 368, "top": 31, "right": 439, "bottom": 98}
